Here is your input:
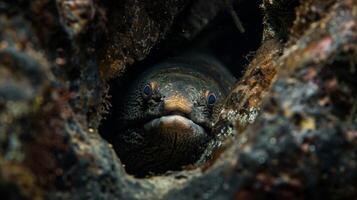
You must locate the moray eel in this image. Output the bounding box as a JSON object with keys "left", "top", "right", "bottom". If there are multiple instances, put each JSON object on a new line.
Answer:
{"left": 115, "top": 54, "right": 236, "bottom": 176}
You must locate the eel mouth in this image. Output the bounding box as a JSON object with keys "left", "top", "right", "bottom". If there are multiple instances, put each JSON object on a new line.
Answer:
{"left": 121, "top": 115, "right": 209, "bottom": 175}
{"left": 143, "top": 115, "right": 207, "bottom": 138}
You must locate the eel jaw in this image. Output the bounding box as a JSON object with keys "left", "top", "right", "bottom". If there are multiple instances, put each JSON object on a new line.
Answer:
{"left": 143, "top": 115, "right": 207, "bottom": 138}
{"left": 120, "top": 115, "right": 209, "bottom": 175}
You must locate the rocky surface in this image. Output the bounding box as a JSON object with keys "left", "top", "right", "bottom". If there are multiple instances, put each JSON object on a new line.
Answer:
{"left": 0, "top": 0, "right": 356, "bottom": 199}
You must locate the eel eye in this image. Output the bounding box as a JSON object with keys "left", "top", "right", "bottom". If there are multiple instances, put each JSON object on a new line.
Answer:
{"left": 206, "top": 92, "right": 217, "bottom": 106}
{"left": 143, "top": 84, "right": 153, "bottom": 98}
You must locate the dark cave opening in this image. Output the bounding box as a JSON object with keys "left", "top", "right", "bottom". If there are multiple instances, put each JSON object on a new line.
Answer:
{"left": 99, "top": 0, "right": 264, "bottom": 177}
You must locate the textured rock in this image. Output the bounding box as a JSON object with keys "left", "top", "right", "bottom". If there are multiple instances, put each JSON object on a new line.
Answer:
{"left": 0, "top": 0, "right": 356, "bottom": 199}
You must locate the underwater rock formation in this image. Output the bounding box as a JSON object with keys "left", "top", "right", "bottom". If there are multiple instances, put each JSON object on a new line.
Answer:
{"left": 0, "top": 0, "right": 356, "bottom": 199}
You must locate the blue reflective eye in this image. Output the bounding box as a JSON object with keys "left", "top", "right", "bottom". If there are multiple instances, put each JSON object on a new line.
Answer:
{"left": 143, "top": 84, "right": 152, "bottom": 98}
{"left": 207, "top": 93, "right": 216, "bottom": 105}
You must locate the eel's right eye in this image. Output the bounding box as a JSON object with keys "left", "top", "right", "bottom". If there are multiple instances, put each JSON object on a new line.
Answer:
{"left": 143, "top": 84, "right": 153, "bottom": 99}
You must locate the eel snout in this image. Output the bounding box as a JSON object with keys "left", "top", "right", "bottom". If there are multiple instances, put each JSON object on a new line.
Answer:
{"left": 145, "top": 94, "right": 206, "bottom": 136}
{"left": 163, "top": 94, "right": 192, "bottom": 115}
{"left": 143, "top": 94, "right": 208, "bottom": 169}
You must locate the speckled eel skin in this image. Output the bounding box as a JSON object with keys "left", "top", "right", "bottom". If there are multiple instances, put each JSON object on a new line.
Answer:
{"left": 114, "top": 54, "right": 236, "bottom": 176}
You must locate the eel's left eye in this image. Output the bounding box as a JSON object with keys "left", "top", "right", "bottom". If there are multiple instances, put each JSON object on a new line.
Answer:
{"left": 207, "top": 92, "right": 217, "bottom": 105}
{"left": 143, "top": 84, "right": 153, "bottom": 98}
